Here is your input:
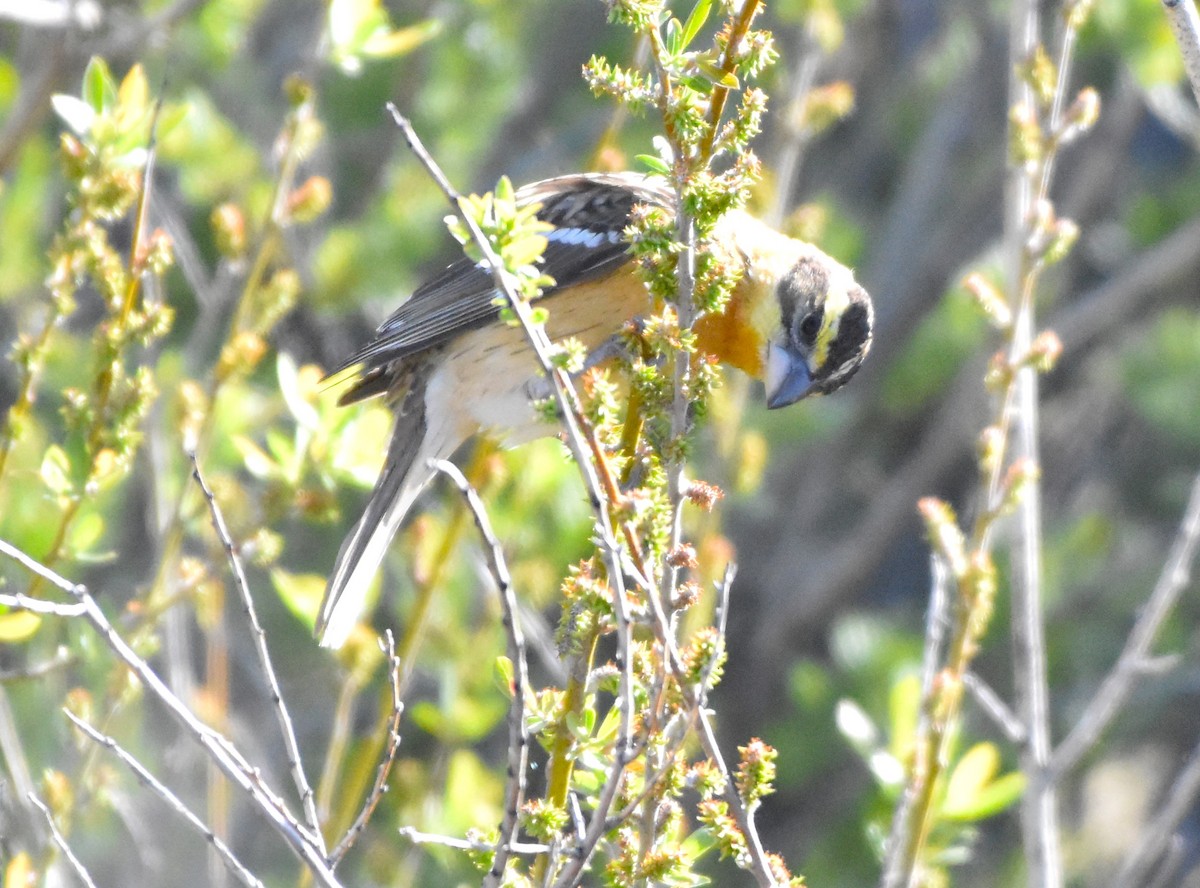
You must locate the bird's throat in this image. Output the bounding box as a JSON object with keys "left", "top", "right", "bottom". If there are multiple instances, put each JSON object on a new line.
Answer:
{"left": 693, "top": 273, "right": 776, "bottom": 379}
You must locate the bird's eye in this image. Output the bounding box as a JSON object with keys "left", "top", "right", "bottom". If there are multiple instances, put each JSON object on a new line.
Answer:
{"left": 798, "top": 310, "right": 822, "bottom": 342}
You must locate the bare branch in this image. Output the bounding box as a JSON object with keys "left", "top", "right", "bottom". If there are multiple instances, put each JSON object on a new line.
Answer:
{"left": 1050, "top": 471, "right": 1200, "bottom": 779}
{"left": 0, "top": 537, "right": 341, "bottom": 886}
{"left": 397, "top": 826, "right": 548, "bottom": 856}
{"left": 28, "top": 791, "right": 99, "bottom": 888}
{"left": 329, "top": 632, "right": 405, "bottom": 865}
{"left": 0, "top": 591, "right": 86, "bottom": 617}
{"left": 881, "top": 552, "right": 951, "bottom": 888}
{"left": 65, "top": 711, "right": 265, "bottom": 888}
{"left": 1163, "top": 0, "right": 1200, "bottom": 108}
{"left": 431, "top": 459, "right": 531, "bottom": 887}
{"left": 1113, "top": 733, "right": 1200, "bottom": 888}
{"left": 191, "top": 453, "right": 324, "bottom": 848}
{"left": 964, "top": 672, "right": 1027, "bottom": 745}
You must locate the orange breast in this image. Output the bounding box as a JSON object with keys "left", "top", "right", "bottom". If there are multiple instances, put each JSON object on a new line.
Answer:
{"left": 693, "top": 283, "right": 766, "bottom": 379}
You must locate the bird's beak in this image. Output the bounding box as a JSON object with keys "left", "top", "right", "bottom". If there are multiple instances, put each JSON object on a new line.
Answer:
{"left": 764, "top": 341, "right": 816, "bottom": 410}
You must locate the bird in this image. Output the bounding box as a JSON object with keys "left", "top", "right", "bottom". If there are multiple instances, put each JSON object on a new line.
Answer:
{"left": 316, "top": 172, "right": 873, "bottom": 649}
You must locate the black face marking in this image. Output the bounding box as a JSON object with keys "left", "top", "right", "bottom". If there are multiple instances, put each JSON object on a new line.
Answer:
{"left": 811, "top": 286, "right": 873, "bottom": 395}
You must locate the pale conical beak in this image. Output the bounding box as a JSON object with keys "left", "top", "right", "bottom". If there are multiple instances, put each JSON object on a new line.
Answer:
{"left": 765, "top": 342, "right": 816, "bottom": 410}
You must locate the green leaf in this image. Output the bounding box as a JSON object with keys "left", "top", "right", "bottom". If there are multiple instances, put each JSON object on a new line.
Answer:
{"left": 40, "top": 445, "right": 74, "bottom": 497}
{"left": 82, "top": 56, "right": 116, "bottom": 114}
{"left": 362, "top": 18, "right": 441, "bottom": 58}
{"left": 68, "top": 512, "right": 108, "bottom": 560}
{"left": 636, "top": 153, "right": 672, "bottom": 175}
{"left": 681, "top": 0, "right": 712, "bottom": 47}
{"left": 277, "top": 352, "right": 320, "bottom": 431}
{"left": 944, "top": 770, "right": 1026, "bottom": 821}
{"left": 234, "top": 435, "right": 280, "bottom": 480}
{"left": 503, "top": 234, "right": 548, "bottom": 269}
{"left": 665, "top": 17, "right": 684, "bottom": 56}
{"left": 943, "top": 742, "right": 1003, "bottom": 819}
{"left": 270, "top": 568, "right": 327, "bottom": 630}
{"left": 681, "top": 826, "right": 718, "bottom": 862}
{"left": 695, "top": 60, "right": 739, "bottom": 89}
{"left": 0, "top": 611, "right": 42, "bottom": 643}
{"left": 494, "top": 655, "right": 515, "bottom": 699}
{"left": 888, "top": 673, "right": 920, "bottom": 761}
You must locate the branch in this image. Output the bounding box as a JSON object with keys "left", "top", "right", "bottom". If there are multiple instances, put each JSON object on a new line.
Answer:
{"left": 1113, "top": 732, "right": 1200, "bottom": 888}
{"left": 397, "top": 826, "right": 548, "bottom": 856}
{"left": 1163, "top": 0, "right": 1200, "bottom": 109}
{"left": 66, "top": 711, "right": 265, "bottom": 888}
{"left": 329, "top": 632, "right": 405, "bottom": 865}
{"left": 429, "top": 460, "right": 531, "bottom": 887}
{"left": 0, "top": 537, "right": 342, "bottom": 887}
{"left": 1050, "top": 471, "right": 1200, "bottom": 779}
{"left": 28, "top": 792, "right": 98, "bottom": 888}
{"left": 191, "top": 454, "right": 324, "bottom": 847}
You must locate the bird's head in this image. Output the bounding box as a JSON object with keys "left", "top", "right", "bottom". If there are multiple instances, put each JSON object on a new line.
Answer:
{"left": 763, "top": 254, "right": 874, "bottom": 409}
{"left": 698, "top": 211, "right": 874, "bottom": 409}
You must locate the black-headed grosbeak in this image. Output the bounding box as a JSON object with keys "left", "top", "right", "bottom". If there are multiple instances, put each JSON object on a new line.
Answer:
{"left": 317, "top": 173, "right": 873, "bottom": 648}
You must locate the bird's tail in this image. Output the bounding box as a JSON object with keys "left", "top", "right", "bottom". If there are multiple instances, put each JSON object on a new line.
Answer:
{"left": 316, "top": 393, "right": 433, "bottom": 649}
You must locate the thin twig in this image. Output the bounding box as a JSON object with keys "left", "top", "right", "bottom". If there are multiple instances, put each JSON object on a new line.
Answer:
{"left": 28, "top": 792, "right": 99, "bottom": 888}
{"left": 0, "top": 537, "right": 341, "bottom": 886}
{"left": 1112, "top": 733, "right": 1200, "bottom": 888}
{"left": 1006, "top": 0, "right": 1086, "bottom": 881}
{"left": 697, "top": 562, "right": 736, "bottom": 710}
{"left": 329, "top": 632, "right": 405, "bottom": 865}
{"left": 881, "top": 552, "right": 951, "bottom": 888}
{"left": 65, "top": 711, "right": 265, "bottom": 888}
{"left": 0, "top": 592, "right": 86, "bottom": 617}
{"left": 0, "top": 646, "right": 73, "bottom": 681}
{"left": 191, "top": 453, "right": 325, "bottom": 849}
{"left": 430, "top": 460, "right": 531, "bottom": 887}
{"left": 963, "top": 672, "right": 1027, "bottom": 745}
{"left": 1050, "top": 471, "right": 1200, "bottom": 779}
{"left": 397, "top": 826, "right": 548, "bottom": 855}
{"left": 1163, "top": 0, "right": 1200, "bottom": 108}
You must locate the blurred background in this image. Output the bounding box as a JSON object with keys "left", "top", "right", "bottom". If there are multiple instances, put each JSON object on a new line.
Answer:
{"left": 2, "top": 0, "right": 1200, "bottom": 885}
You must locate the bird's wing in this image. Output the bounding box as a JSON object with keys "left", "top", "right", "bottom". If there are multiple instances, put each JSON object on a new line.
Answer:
{"left": 334, "top": 174, "right": 674, "bottom": 385}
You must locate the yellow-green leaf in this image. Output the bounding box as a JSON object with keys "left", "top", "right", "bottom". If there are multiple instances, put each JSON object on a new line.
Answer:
{"left": 270, "top": 568, "right": 327, "bottom": 630}
{"left": 0, "top": 611, "right": 42, "bottom": 643}
{"left": 40, "top": 445, "right": 73, "bottom": 496}
{"left": 943, "top": 742, "right": 1004, "bottom": 819}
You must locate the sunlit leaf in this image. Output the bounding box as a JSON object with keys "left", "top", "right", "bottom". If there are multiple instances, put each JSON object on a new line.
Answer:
{"left": 636, "top": 153, "right": 672, "bottom": 175}
{"left": 0, "top": 611, "right": 42, "bottom": 643}
{"left": 234, "top": 435, "right": 280, "bottom": 480}
{"left": 40, "top": 445, "right": 73, "bottom": 497}
{"left": 943, "top": 742, "right": 1000, "bottom": 816}
{"left": 681, "top": 0, "right": 713, "bottom": 47}
{"left": 270, "top": 568, "right": 326, "bottom": 630}
{"left": 118, "top": 64, "right": 149, "bottom": 113}
{"left": 835, "top": 698, "right": 878, "bottom": 754}
{"left": 953, "top": 771, "right": 1026, "bottom": 821}
{"left": 362, "top": 19, "right": 442, "bottom": 58}
{"left": 50, "top": 94, "right": 96, "bottom": 135}
{"left": 82, "top": 56, "right": 116, "bottom": 114}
